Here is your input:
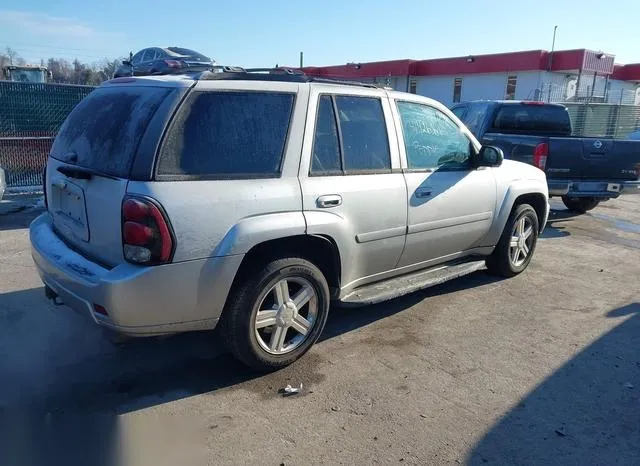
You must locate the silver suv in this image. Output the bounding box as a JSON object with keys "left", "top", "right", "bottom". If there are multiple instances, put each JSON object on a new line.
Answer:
{"left": 30, "top": 70, "right": 549, "bottom": 370}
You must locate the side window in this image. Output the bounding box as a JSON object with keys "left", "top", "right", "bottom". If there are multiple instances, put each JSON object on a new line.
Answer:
{"left": 451, "top": 106, "right": 467, "bottom": 120}
{"left": 335, "top": 96, "right": 391, "bottom": 171}
{"left": 141, "top": 49, "right": 155, "bottom": 62}
{"left": 397, "top": 101, "right": 473, "bottom": 170}
{"left": 311, "top": 96, "right": 341, "bottom": 173}
{"left": 158, "top": 91, "right": 294, "bottom": 177}
{"left": 131, "top": 51, "right": 144, "bottom": 64}
{"left": 463, "top": 103, "right": 488, "bottom": 137}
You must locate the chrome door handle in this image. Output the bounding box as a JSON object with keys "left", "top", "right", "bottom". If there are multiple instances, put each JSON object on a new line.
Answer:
{"left": 317, "top": 194, "right": 342, "bottom": 208}
{"left": 415, "top": 187, "right": 433, "bottom": 198}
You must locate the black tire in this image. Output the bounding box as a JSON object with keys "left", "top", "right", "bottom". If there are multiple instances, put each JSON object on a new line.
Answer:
{"left": 486, "top": 203, "right": 539, "bottom": 278}
{"left": 219, "top": 257, "right": 330, "bottom": 371}
{"left": 561, "top": 196, "right": 600, "bottom": 214}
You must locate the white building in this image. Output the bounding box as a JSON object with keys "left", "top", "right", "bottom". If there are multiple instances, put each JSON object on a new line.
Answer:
{"left": 303, "top": 49, "right": 640, "bottom": 107}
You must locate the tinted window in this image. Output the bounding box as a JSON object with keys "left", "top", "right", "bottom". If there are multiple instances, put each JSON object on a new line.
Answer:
{"left": 158, "top": 91, "right": 294, "bottom": 177}
{"left": 397, "top": 101, "right": 472, "bottom": 170}
{"left": 451, "top": 106, "right": 466, "bottom": 119}
{"left": 311, "top": 96, "right": 341, "bottom": 173}
{"left": 51, "top": 87, "right": 170, "bottom": 178}
{"left": 462, "top": 102, "right": 490, "bottom": 137}
{"left": 141, "top": 49, "right": 155, "bottom": 62}
{"left": 491, "top": 104, "right": 571, "bottom": 135}
{"left": 335, "top": 96, "right": 390, "bottom": 171}
{"left": 166, "top": 47, "right": 210, "bottom": 61}
{"left": 131, "top": 51, "right": 144, "bottom": 64}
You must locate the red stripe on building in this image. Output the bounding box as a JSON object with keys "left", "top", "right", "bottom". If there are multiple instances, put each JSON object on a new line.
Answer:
{"left": 302, "top": 49, "right": 629, "bottom": 79}
{"left": 302, "top": 59, "right": 414, "bottom": 78}
{"left": 613, "top": 63, "right": 640, "bottom": 81}
{"left": 412, "top": 50, "right": 547, "bottom": 76}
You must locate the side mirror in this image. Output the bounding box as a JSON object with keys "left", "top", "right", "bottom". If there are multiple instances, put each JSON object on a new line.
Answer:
{"left": 122, "top": 60, "right": 131, "bottom": 66}
{"left": 476, "top": 146, "right": 504, "bottom": 167}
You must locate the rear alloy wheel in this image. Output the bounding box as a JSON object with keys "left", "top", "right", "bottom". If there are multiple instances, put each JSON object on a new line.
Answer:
{"left": 486, "top": 204, "right": 539, "bottom": 277}
{"left": 220, "top": 257, "right": 330, "bottom": 371}
{"left": 561, "top": 196, "right": 600, "bottom": 214}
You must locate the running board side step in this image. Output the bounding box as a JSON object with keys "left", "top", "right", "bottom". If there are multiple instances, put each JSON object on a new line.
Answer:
{"left": 340, "top": 260, "right": 486, "bottom": 307}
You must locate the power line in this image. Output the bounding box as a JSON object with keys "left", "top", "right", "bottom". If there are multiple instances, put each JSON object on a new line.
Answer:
{"left": 0, "top": 41, "right": 116, "bottom": 54}
{"left": 0, "top": 42, "right": 119, "bottom": 60}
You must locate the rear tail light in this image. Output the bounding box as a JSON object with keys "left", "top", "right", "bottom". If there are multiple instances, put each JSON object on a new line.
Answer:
{"left": 164, "top": 60, "right": 183, "bottom": 69}
{"left": 122, "top": 197, "right": 174, "bottom": 265}
{"left": 533, "top": 143, "right": 549, "bottom": 171}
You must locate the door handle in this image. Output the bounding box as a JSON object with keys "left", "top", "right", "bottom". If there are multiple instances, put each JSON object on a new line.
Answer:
{"left": 415, "top": 187, "right": 433, "bottom": 198}
{"left": 317, "top": 194, "right": 342, "bottom": 208}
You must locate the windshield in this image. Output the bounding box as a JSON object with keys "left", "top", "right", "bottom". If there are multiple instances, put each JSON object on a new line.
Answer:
{"left": 166, "top": 47, "right": 210, "bottom": 61}
{"left": 9, "top": 69, "right": 46, "bottom": 83}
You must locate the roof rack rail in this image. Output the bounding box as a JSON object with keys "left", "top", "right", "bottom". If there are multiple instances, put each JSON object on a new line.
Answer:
{"left": 244, "top": 67, "right": 305, "bottom": 75}
{"left": 196, "top": 66, "right": 382, "bottom": 89}
{"left": 208, "top": 65, "right": 246, "bottom": 73}
{"left": 307, "top": 77, "right": 378, "bottom": 89}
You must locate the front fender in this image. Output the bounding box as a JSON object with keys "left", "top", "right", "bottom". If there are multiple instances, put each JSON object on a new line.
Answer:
{"left": 485, "top": 180, "right": 549, "bottom": 245}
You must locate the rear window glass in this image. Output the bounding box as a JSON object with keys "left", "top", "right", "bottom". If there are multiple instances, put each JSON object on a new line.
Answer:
{"left": 50, "top": 86, "right": 170, "bottom": 178}
{"left": 491, "top": 104, "right": 571, "bottom": 135}
{"left": 158, "top": 91, "right": 294, "bottom": 178}
{"left": 166, "top": 47, "right": 210, "bottom": 61}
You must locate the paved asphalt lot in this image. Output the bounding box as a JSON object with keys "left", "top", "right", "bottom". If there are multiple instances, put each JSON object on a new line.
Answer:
{"left": 1, "top": 196, "right": 639, "bottom": 465}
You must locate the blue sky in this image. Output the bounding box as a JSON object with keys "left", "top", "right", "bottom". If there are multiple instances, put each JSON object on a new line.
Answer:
{"left": 0, "top": 0, "right": 638, "bottom": 67}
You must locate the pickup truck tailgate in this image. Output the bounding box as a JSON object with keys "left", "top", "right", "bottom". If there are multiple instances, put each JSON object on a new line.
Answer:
{"left": 548, "top": 138, "right": 640, "bottom": 181}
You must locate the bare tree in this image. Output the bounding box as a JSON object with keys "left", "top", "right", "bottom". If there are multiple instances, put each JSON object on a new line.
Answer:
{"left": 5, "top": 47, "right": 25, "bottom": 66}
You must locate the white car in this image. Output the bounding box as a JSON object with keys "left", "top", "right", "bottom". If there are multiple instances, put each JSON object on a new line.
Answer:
{"left": 30, "top": 69, "right": 549, "bottom": 370}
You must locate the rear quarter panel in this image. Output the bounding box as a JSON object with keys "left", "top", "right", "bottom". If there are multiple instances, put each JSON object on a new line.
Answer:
{"left": 128, "top": 81, "right": 310, "bottom": 262}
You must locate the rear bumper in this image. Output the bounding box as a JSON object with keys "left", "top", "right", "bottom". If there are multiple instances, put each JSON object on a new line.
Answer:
{"left": 548, "top": 179, "right": 640, "bottom": 197}
{"left": 29, "top": 213, "right": 243, "bottom": 336}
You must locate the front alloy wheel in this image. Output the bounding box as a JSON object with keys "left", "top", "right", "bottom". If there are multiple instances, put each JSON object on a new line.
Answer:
{"left": 509, "top": 215, "right": 535, "bottom": 268}
{"left": 486, "top": 203, "right": 539, "bottom": 277}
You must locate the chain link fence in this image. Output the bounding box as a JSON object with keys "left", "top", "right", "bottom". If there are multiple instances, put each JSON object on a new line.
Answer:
{"left": 536, "top": 81, "right": 640, "bottom": 138}
{"left": 0, "top": 81, "right": 95, "bottom": 189}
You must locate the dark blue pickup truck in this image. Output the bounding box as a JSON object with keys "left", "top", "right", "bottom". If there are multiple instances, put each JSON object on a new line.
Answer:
{"left": 451, "top": 101, "right": 640, "bottom": 213}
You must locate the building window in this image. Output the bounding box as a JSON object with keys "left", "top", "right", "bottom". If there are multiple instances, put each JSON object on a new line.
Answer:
{"left": 505, "top": 75, "right": 517, "bottom": 100}
{"left": 453, "top": 77, "right": 462, "bottom": 103}
{"left": 409, "top": 77, "right": 417, "bottom": 94}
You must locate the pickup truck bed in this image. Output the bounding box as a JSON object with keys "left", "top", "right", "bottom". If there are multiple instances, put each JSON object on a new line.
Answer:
{"left": 452, "top": 101, "right": 640, "bottom": 212}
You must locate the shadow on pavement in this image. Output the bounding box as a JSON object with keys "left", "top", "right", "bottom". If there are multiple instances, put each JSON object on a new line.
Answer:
{"left": 541, "top": 207, "right": 584, "bottom": 239}
{"left": 0, "top": 207, "right": 43, "bottom": 232}
{"left": 467, "top": 302, "right": 640, "bottom": 465}
{"left": 0, "top": 271, "right": 502, "bottom": 465}
{"left": 0, "top": 270, "right": 502, "bottom": 417}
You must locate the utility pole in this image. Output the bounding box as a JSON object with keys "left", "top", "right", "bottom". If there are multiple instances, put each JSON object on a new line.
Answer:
{"left": 548, "top": 25, "right": 558, "bottom": 71}
{"left": 547, "top": 25, "right": 558, "bottom": 102}
{"left": 299, "top": 52, "right": 304, "bottom": 68}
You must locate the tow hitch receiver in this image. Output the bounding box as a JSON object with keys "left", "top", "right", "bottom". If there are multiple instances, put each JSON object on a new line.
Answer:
{"left": 44, "top": 285, "right": 64, "bottom": 306}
